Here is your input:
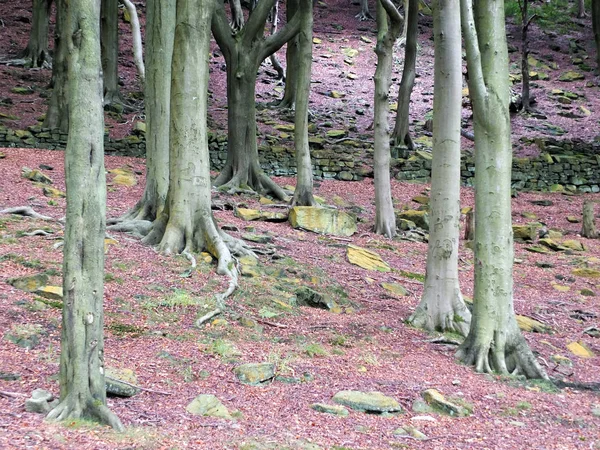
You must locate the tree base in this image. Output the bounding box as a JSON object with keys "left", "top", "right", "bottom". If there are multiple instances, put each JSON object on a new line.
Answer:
{"left": 47, "top": 395, "right": 123, "bottom": 432}
{"left": 214, "top": 165, "right": 288, "bottom": 201}
{"left": 409, "top": 303, "right": 470, "bottom": 337}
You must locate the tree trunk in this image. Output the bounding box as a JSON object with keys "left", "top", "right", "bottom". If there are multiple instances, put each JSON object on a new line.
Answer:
{"left": 143, "top": 0, "right": 250, "bottom": 298}
{"left": 582, "top": 201, "right": 598, "bottom": 238}
{"left": 409, "top": 0, "right": 470, "bottom": 335}
{"left": 520, "top": 0, "right": 531, "bottom": 111}
{"left": 391, "top": 0, "right": 417, "bottom": 149}
{"left": 230, "top": 0, "right": 245, "bottom": 31}
{"left": 43, "top": 0, "right": 69, "bottom": 132}
{"left": 464, "top": 208, "right": 474, "bottom": 241}
{"left": 292, "top": 0, "right": 315, "bottom": 206}
{"left": 20, "top": 0, "right": 53, "bottom": 68}
{"left": 116, "top": 0, "right": 174, "bottom": 224}
{"left": 101, "top": 0, "right": 122, "bottom": 106}
{"left": 211, "top": 0, "right": 301, "bottom": 199}
{"left": 357, "top": 0, "right": 373, "bottom": 20}
{"left": 373, "top": 0, "right": 402, "bottom": 238}
{"left": 577, "top": 0, "right": 585, "bottom": 18}
{"left": 276, "top": 0, "right": 299, "bottom": 108}
{"left": 46, "top": 0, "right": 123, "bottom": 430}
{"left": 268, "top": 0, "right": 285, "bottom": 80}
{"left": 456, "top": 0, "right": 547, "bottom": 379}
{"left": 593, "top": 0, "right": 600, "bottom": 72}
{"left": 121, "top": 0, "right": 145, "bottom": 86}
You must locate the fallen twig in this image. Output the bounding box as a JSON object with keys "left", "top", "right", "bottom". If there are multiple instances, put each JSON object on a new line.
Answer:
{"left": 256, "top": 318, "right": 288, "bottom": 328}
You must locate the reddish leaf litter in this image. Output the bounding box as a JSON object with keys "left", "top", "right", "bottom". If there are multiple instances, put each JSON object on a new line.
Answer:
{"left": 1, "top": 146, "right": 600, "bottom": 450}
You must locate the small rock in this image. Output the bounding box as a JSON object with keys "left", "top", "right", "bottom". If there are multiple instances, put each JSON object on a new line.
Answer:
{"left": 25, "top": 389, "right": 54, "bottom": 414}
{"left": 530, "top": 200, "right": 553, "bottom": 207}
{"left": 105, "top": 367, "right": 139, "bottom": 397}
{"left": 289, "top": 206, "right": 357, "bottom": 237}
{"left": 347, "top": 244, "right": 390, "bottom": 272}
{"left": 311, "top": 403, "right": 349, "bottom": 417}
{"left": 572, "top": 268, "right": 600, "bottom": 278}
{"left": 580, "top": 288, "right": 595, "bottom": 297}
{"left": 562, "top": 240, "right": 585, "bottom": 252}
{"left": 8, "top": 273, "right": 49, "bottom": 292}
{"left": 591, "top": 407, "right": 600, "bottom": 417}
{"left": 242, "top": 233, "right": 273, "bottom": 244}
{"left": 396, "top": 210, "right": 429, "bottom": 231}
{"left": 332, "top": 390, "right": 403, "bottom": 414}
{"left": 21, "top": 167, "right": 52, "bottom": 184}
{"left": 381, "top": 282, "right": 408, "bottom": 296}
{"left": 42, "top": 186, "right": 66, "bottom": 198}
{"left": 566, "top": 216, "right": 580, "bottom": 223}
{"left": 567, "top": 341, "right": 595, "bottom": 358}
{"left": 186, "top": 394, "right": 232, "bottom": 419}
{"left": 35, "top": 286, "right": 63, "bottom": 300}
{"left": 295, "top": 286, "right": 337, "bottom": 310}
{"left": 233, "top": 363, "right": 275, "bottom": 385}
{"left": 421, "top": 389, "right": 470, "bottom": 417}
{"left": 393, "top": 426, "right": 427, "bottom": 439}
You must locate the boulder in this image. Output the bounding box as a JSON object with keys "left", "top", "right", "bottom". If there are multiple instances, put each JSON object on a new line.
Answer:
{"left": 22, "top": 167, "right": 52, "bottom": 184}
{"left": 295, "top": 286, "right": 336, "bottom": 310}
{"left": 396, "top": 210, "right": 429, "bottom": 231}
{"left": 25, "top": 389, "right": 56, "bottom": 414}
{"left": 186, "top": 394, "right": 232, "bottom": 419}
{"left": 346, "top": 245, "right": 390, "bottom": 272}
{"left": 512, "top": 224, "right": 540, "bottom": 242}
{"left": 562, "top": 240, "right": 585, "bottom": 252}
{"left": 105, "top": 367, "right": 139, "bottom": 397}
{"left": 8, "top": 273, "right": 49, "bottom": 292}
{"left": 289, "top": 206, "right": 357, "bottom": 237}
{"left": 310, "top": 403, "right": 349, "bottom": 417}
{"left": 233, "top": 363, "right": 275, "bottom": 385}
{"left": 381, "top": 282, "right": 408, "bottom": 296}
{"left": 332, "top": 390, "right": 403, "bottom": 414}
{"left": 35, "top": 286, "right": 63, "bottom": 300}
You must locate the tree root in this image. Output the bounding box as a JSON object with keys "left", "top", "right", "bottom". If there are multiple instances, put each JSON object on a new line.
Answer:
{"left": 409, "top": 306, "right": 470, "bottom": 337}
{"left": 0, "top": 206, "right": 54, "bottom": 221}
{"left": 355, "top": 10, "right": 374, "bottom": 21}
{"left": 213, "top": 170, "right": 288, "bottom": 201}
{"left": 456, "top": 331, "right": 548, "bottom": 380}
{"left": 107, "top": 220, "right": 153, "bottom": 238}
{"left": 47, "top": 395, "right": 124, "bottom": 432}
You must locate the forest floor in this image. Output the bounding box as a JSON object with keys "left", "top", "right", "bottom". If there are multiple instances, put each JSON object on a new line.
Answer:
{"left": 1, "top": 0, "right": 600, "bottom": 449}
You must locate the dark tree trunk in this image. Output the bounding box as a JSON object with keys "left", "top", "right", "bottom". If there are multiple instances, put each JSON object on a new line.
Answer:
{"left": 20, "top": 0, "right": 53, "bottom": 68}
{"left": 43, "top": 0, "right": 69, "bottom": 132}
{"left": 276, "top": 0, "right": 299, "bottom": 108}
{"left": 593, "top": 0, "right": 600, "bottom": 72}
{"left": 520, "top": 0, "right": 532, "bottom": 111}
{"left": 46, "top": 0, "right": 122, "bottom": 430}
{"left": 582, "top": 201, "right": 598, "bottom": 238}
{"left": 101, "top": 0, "right": 123, "bottom": 106}
{"left": 391, "top": 0, "right": 418, "bottom": 149}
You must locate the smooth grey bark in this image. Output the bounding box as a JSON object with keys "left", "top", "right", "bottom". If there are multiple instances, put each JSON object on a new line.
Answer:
{"left": 577, "top": 0, "right": 585, "bottom": 18}
{"left": 115, "top": 0, "right": 175, "bottom": 224}
{"left": 268, "top": 0, "right": 286, "bottom": 81}
{"left": 357, "top": 0, "right": 373, "bottom": 20}
{"left": 391, "top": 0, "right": 417, "bottom": 149}
{"left": 456, "top": 0, "right": 547, "bottom": 379}
{"left": 593, "top": 0, "right": 600, "bottom": 71}
{"left": 230, "top": 0, "right": 245, "bottom": 31}
{"left": 121, "top": 0, "right": 145, "bottom": 86}
{"left": 292, "top": 0, "right": 315, "bottom": 206}
{"left": 20, "top": 0, "right": 53, "bottom": 67}
{"left": 46, "top": 0, "right": 123, "bottom": 430}
{"left": 143, "top": 0, "right": 251, "bottom": 301}
{"left": 373, "top": 0, "right": 402, "bottom": 238}
{"left": 212, "top": 0, "right": 301, "bottom": 199}
{"left": 101, "top": 0, "right": 123, "bottom": 106}
{"left": 409, "top": 0, "right": 470, "bottom": 335}
{"left": 582, "top": 201, "right": 598, "bottom": 238}
{"left": 518, "top": 0, "right": 533, "bottom": 111}
{"left": 43, "top": 0, "right": 69, "bottom": 132}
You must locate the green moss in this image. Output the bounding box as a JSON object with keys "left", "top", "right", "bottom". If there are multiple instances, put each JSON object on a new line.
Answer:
{"left": 304, "top": 343, "right": 328, "bottom": 358}
{"left": 108, "top": 322, "right": 145, "bottom": 337}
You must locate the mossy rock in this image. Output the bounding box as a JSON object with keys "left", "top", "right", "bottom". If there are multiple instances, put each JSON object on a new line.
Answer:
{"left": 346, "top": 244, "right": 390, "bottom": 272}
{"left": 516, "top": 315, "right": 552, "bottom": 333}
{"left": 562, "top": 240, "right": 585, "bottom": 252}
{"left": 105, "top": 367, "right": 139, "bottom": 397}
{"left": 295, "top": 286, "right": 337, "bottom": 310}
{"left": 558, "top": 71, "right": 585, "bottom": 82}
{"left": 396, "top": 210, "right": 429, "bottom": 231}
{"left": 310, "top": 403, "right": 349, "bottom": 417}
{"left": 42, "top": 186, "right": 66, "bottom": 198}
{"left": 21, "top": 167, "right": 52, "bottom": 184}
{"left": 186, "top": 394, "right": 232, "bottom": 419}
{"left": 512, "top": 223, "right": 540, "bottom": 242}
{"left": 567, "top": 341, "right": 595, "bottom": 358}
{"left": 8, "top": 273, "right": 49, "bottom": 292}
{"left": 421, "top": 389, "right": 471, "bottom": 417}
{"left": 289, "top": 206, "right": 356, "bottom": 237}
{"left": 332, "top": 390, "right": 402, "bottom": 413}
{"left": 233, "top": 363, "right": 275, "bottom": 385}
{"left": 572, "top": 268, "right": 600, "bottom": 278}
{"left": 381, "top": 282, "right": 408, "bottom": 296}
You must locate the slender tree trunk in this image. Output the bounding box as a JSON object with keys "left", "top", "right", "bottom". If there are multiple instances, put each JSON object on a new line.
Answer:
{"left": 268, "top": 0, "right": 285, "bottom": 80}
{"left": 115, "top": 0, "right": 175, "bottom": 225}
{"left": 43, "top": 0, "right": 69, "bottom": 132}
{"left": 391, "top": 0, "right": 418, "bottom": 149}
{"left": 409, "top": 0, "right": 470, "bottom": 335}
{"left": 456, "top": 0, "right": 547, "bottom": 379}
{"left": 577, "top": 0, "right": 585, "bottom": 18}
{"left": 46, "top": 0, "right": 123, "bottom": 430}
{"left": 121, "top": 0, "right": 146, "bottom": 86}
{"left": 582, "top": 201, "right": 598, "bottom": 238}
{"left": 593, "top": 0, "right": 600, "bottom": 72}
{"left": 464, "top": 208, "right": 474, "bottom": 241}
{"left": 357, "top": 0, "right": 373, "bottom": 20}
{"left": 230, "top": 0, "right": 245, "bottom": 31}
{"left": 276, "top": 0, "right": 299, "bottom": 108}
{"left": 101, "top": 0, "right": 122, "bottom": 106}
{"left": 143, "top": 0, "right": 250, "bottom": 303}
{"left": 20, "top": 0, "right": 53, "bottom": 67}
{"left": 211, "top": 0, "right": 301, "bottom": 199}
{"left": 373, "top": 0, "right": 402, "bottom": 238}
{"left": 292, "top": 0, "right": 315, "bottom": 206}
{"left": 520, "top": 0, "right": 531, "bottom": 111}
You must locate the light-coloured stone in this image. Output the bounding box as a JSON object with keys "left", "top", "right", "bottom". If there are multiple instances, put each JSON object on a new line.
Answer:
{"left": 421, "top": 389, "right": 470, "bottom": 417}
{"left": 332, "top": 390, "right": 402, "bottom": 413}
{"left": 186, "top": 394, "right": 232, "bottom": 419}
{"left": 567, "top": 341, "right": 595, "bottom": 358}
{"left": 35, "top": 286, "right": 63, "bottom": 300}
{"left": 311, "top": 403, "right": 349, "bottom": 416}
{"left": 289, "top": 206, "right": 357, "bottom": 237}
{"left": 347, "top": 244, "right": 390, "bottom": 272}
{"left": 234, "top": 363, "right": 275, "bottom": 385}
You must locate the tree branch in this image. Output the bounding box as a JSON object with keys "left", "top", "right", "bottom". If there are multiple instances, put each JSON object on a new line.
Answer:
{"left": 243, "top": 0, "right": 278, "bottom": 48}
{"left": 259, "top": 4, "right": 302, "bottom": 62}
{"left": 212, "top": 0, "right": 235, "bottom": 61}
{"left": 460, "top": 0, "right": 487, "bottom": 112}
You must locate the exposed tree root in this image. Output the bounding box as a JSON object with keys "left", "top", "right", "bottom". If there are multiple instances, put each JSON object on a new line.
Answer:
{"left": 107, "top": 220, "right": 153, "bottom": 238}
{"left": 0, "top": 206, "right": 54, "bottom": 221}
{"left": 213, "top": 167, "right": 288, "bottom": 201}
{"left": 47, "top": 395, "right": 124, "bottom": 432}
{"left": 456, "top": 328, "right": 548, "bottom": 380}
{"left": 355, "top": 10, "right": 374, "bottom": 21}
{"left": 17, "top": 48, "right": 52, "bottom": 68}
{"left": 409, "top": 299, "right": 471, "bottom": 337}
{"left": 373, "top": 221, "right": 396, "bottom": 239}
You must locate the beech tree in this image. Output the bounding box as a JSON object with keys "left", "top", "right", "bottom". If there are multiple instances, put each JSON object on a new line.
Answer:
{"left": 43, "top": 0, "right": 69, "bottom": 131}
{"left": 275, "top": 0, "right": 299, "bottom": 108}
{"left": 373, "top": 0, "right": 402, "bottom": 238}
{"left": 391, "top": 0, "right": 417, "bottom": 149}
{"left": 593, "top": 0, "right": 600, "bottom": 71}
{"left": 101, "top": 0, "right": 122, "bottom": 106}
{"left": 211, "top": 0, "right": 301, "bottom": 199}
{"left": 116, "top": 0, "right": 175, "bottom": 223}
{"left": 140, "top": 0, "right": 252, "bottom": 304}
{"left": 456, "top": 0, "right": 547, "bottom": 379}
{"left": 46, "top": 0, "right": 123, "bottom": 429}
{"left": 409, "top": 0, "right": 470, "bottom": 335}
{"left": 292, "top": 0, "right": 315, "bottom": 206}
{"left": 20, "top": 0, "right": 53, "bottom": 68}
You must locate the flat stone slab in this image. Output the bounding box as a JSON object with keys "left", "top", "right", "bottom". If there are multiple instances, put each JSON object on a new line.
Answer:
{"left": 289, "top": 206, "right": 356, "bottom": 237}
{"left": 332, "top": 390, "right": 402, "bottom": 413}
{"left": 311, "top": 403, "right": 349, "bottom": 417}
{"left": 234, "top": 363, "right": 275, "bottom": 385}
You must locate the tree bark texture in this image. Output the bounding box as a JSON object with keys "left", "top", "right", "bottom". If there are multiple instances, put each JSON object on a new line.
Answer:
{"left": 277, "top": 0, "right": 299, "bottom": 107}
{"left": 121, "top": 0, "right": 146, "bottom": 86}
{"left": 391, "top": 0, "right": 417, "bottom": 149}
{"left": 357, "top": 0, "right": 373, "bottom": 20}
{"left": 593, "top": 0, "right": 600, "bottom": 71}
{"left": 292, "top": 0, "right": 315, "bottom": 206}
{"left": 21, "top": 0, "right": 53, "bottom": 67}
{"left": 581, "top": 201, "right": 598, "bottom": 238}
{"left": 46, "top": 0, "right": 123, "bottom": 430}
{"left": 101, "top": 0, "right": 122, "bottom": 106}
{"left": 409, "top": 0, "right": 470, "bottom": 336}
{"left": 118, "top": 0, "right": 175, "bottom": 223}
{"left": 43, "top": 0, "right": 69, "bottom": 132}
{"left": 456, "top": 0, "right": 547, "bottom": 379}
{"left": 520, "top": 0, "right": 531, "bottom": 111}
{"left": 211, "top": 0, "right": 301, "bottom": 199}
{"left": 373, "top": 0, "right": 402, "bottom": 238}
{"left": 577, "top": 0, "right": 585, "bottom": 18}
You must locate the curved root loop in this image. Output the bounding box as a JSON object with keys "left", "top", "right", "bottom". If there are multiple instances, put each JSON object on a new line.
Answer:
{"left": 107, "top": 220, "right": 153, "bottom": 238}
